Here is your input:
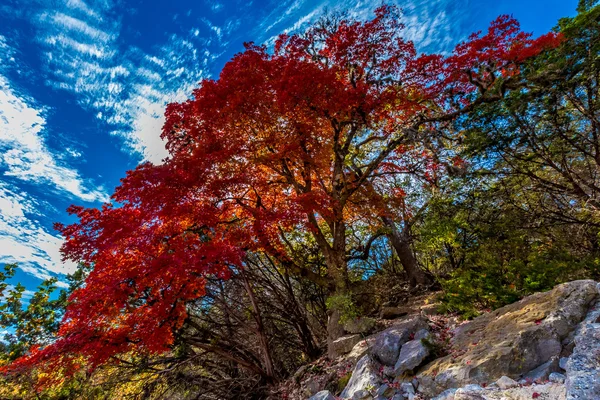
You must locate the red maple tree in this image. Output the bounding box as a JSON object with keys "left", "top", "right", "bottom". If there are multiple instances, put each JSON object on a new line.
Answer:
{"left": 4, "top": 5, "right": 560, "bottom": 382}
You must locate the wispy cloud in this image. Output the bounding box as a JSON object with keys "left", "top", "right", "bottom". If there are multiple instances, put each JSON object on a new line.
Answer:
{"left": 259, "top": 0, "right": 465, "bottom": 53}
{"left": 34, "top": 0, "right": 219, "bottom": 164}
{"left": 0, "top": 181, "right": 76, "bottom": 284}
{"left": 0, "top": 73, "right": 109, "bottom": 203}
{"left": 0, "top": 35, "right": 107, "bottom": 283}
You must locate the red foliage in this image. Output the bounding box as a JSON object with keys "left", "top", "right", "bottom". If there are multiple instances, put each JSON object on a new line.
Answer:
{"left": 3, "top": 5, "right": 560, "bottom": 385}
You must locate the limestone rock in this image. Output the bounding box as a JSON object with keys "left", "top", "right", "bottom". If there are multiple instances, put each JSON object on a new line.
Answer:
{"left": 330, "top": 334, "right": 362, "bottom": 359}
{"left": 420, "top": 303, "right": 440, "bottom": 316}
{"left": 417, "top": 280, "right": 599, "bottom": 397}
{"left": 371, "top": 315, "right": 427, "bottom": 366}
{"left": 496, "top": 376, "right": 518, "bottom": 389}
{"left": 341, "top": 355, "right": 382, "bottom": 399}
{"left": 566, "top": 320, "right": 600, "bottom": 399}
{"left": 454, "top": 384, "right": 486, "bottom": 400}
{"left": 431, "top": 388, "right": 458, "bottom": 400}
{"left": 308, "top": 390, "right": 336, "bottom": 400}
{"left": 380, "top": 306, "right": 412, "bottom": 320}
{"left": 344, "top": 317, "right": 377, "bottom": 334}
{"left": 346, "top": 337, "right": 377, "bottom": 363}
{"left": 394, "top": 338, "right": 430, "bottom": 375}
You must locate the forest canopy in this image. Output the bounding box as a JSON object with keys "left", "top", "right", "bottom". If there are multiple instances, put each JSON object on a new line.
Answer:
{"left": 1, "top": 1, "right": 600, "bottom": 399}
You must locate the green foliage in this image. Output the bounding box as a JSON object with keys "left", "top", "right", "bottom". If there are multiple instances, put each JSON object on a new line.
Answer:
{"left": 414, "top": 1, "right": 600, "bottom": 317}
{"left": 0, "top": 264, "right": 67, "bottom": 361}
{"left": 325, "top": 293, "right": 358, "bottom": 324}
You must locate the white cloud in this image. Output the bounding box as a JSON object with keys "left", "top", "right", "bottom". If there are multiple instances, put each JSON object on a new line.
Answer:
{"left": 0, "top": 34, "right": 105, "bottom": 282}
{"left": 0, "top": 74, "right": 109, "bottom": 203}
{"left": 259, "top": 0, "right": 462, "bottom": 54}
{"left": 34, "top": 0, "right": 214, "bottom": 164}
{"left": 0, "top": 182, "right": 76, "bottom": 283}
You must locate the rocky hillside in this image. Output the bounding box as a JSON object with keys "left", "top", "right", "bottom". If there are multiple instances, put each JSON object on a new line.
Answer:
{"left": 288, "top": 280, "right": 600, "bottom": 400}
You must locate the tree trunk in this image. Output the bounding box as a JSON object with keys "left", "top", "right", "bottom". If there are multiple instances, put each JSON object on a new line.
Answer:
{"left": 382, "top": 216, "right": 431, "bottom": 287}
{"left": 240, "top": 270, "right": 276, "bottom": 382}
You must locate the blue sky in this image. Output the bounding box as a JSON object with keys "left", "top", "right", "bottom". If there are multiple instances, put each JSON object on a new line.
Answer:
{"left": 0, "top": 0, "right": 579, "bottom": 294}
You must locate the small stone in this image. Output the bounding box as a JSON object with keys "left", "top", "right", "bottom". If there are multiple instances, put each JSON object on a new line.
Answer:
{"left": 549, "top": 372, "right": 566, "bottom": 384}
{"left": 394, "top": 339, "right": 430, "bottom": 375}
{"left": 308, "top": 390, "right": 336, "bottom": 400}
{"left": 380, "top": 306, "right": 412, "bottom": 319}
{"left": 351, "top": 389, "right": 372, "bottom": 400}
{"left": 496, "top": 376, "right": 519, "bottom": 390}
{"left": 431, "top": 388, "right": 458, "bottom": 400}
{"left": 376, "top": 383, "right": 395, "bottom": 397}
{"left": 559, "top": 356, "right": 568, "bottom": 370}
{"left": 420, "top": 304, "right": 440, "bottom": 316}
{"left": 454, "top": 384, "right": 486, "bottom": 400}
{"left": 411, "top": 378, "right": 419, "bottom": 390}
{"left": 414, "top": 328, "right": 431, "bottom": 341}
{"left": 462, "top": 384, "right": 484, "bottom": 392}
{"left": 330, "top": 334, "right": 362, "bottom": 358}
{"left": 382, "top": 366, "right": 395, "bottom": 378}
{"left": 401, "top": 382, "right": 415, "bottom": 396}
{"left": 523, "top": 356, "right": 560, "bottom": 383}
{"left": 344, "top": 317, "right": 377, "bottom": 334}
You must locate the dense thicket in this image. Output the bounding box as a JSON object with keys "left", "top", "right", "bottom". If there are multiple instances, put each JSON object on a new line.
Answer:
{"left": 1, "top": 2, "right": 598, "bottom": 399}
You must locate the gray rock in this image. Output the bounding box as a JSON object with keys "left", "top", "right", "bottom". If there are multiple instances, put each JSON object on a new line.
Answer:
{"left": 559, "top": 357, "right": 569, "bottom": 370}
{"left": 380, "top": 306, "right": 412, "bottom": 320}
{"left": 382, "top": 365, "right": 395, "bottom": 379}
{"left": 394, "top": 338, "right": 430, "bottom": 375}
{"left": 549, "top": 372, "right": 566, "bottom": 384}
{"left": 566, "top": 321, "right": 600, "bottom": 399}
{"left": 308, "top": 390, "right": 336, "bottom": 400}
{"left": 330, "top": 334, "right": 362, "bottom": 358}
{"left": 346, "top": 337, "right": 377, "bottom": 363}
{"left": 454, "top": 385, "right": 486, "bottom": 400}
{"left": 371, "top": 316, "right": 427, "bottom": 366}
{"left": 412, "top": 378, "right": 419, "bottom": 390}
{"left": 401, "top": 382, "right": 415, "bottom": 396}
{"left": 496, "top": 375, "right": 518, "bottom": 389}
{"left": 420, "top": 304, "right": 440, "bottom": 316}
{"left": 431, "top": 388, "right": 458, "bottom": 400}
{"left": 376, "top": 383, "right": 395, "bottom": 397}
{"left": 303, "top": 379, "right": 322, "bottom": 397}
{"left": 461, "top": 384, "right": 484, "bottom": 392}
{"left": 523, "top": 356, "right": 560, "bottom": 383}
{"left": 417, "top": 280, "right": 599, "bottom": 397}
{"left": 341, "top": 355, "right": 382, "bottom": 399}
{"left": 345, "top": 318, "right": 377, "bottom": 334}
{"left": 351, "top": 389, "right": 373, "bottom": 400}
{"left": 414, "top": 328, "right": 431, "bottom": 341}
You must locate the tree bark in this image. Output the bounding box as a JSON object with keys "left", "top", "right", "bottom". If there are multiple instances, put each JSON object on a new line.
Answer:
{"left": 382, "top": 216, "right": 431, "bottom": 287}
{"left": 240, "top": 270, "right": 276, "bottom": 382}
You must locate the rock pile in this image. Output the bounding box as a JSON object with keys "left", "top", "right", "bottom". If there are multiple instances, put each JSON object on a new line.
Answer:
{"left": 302, "top": 280, "right": 600, "bottom": 399}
